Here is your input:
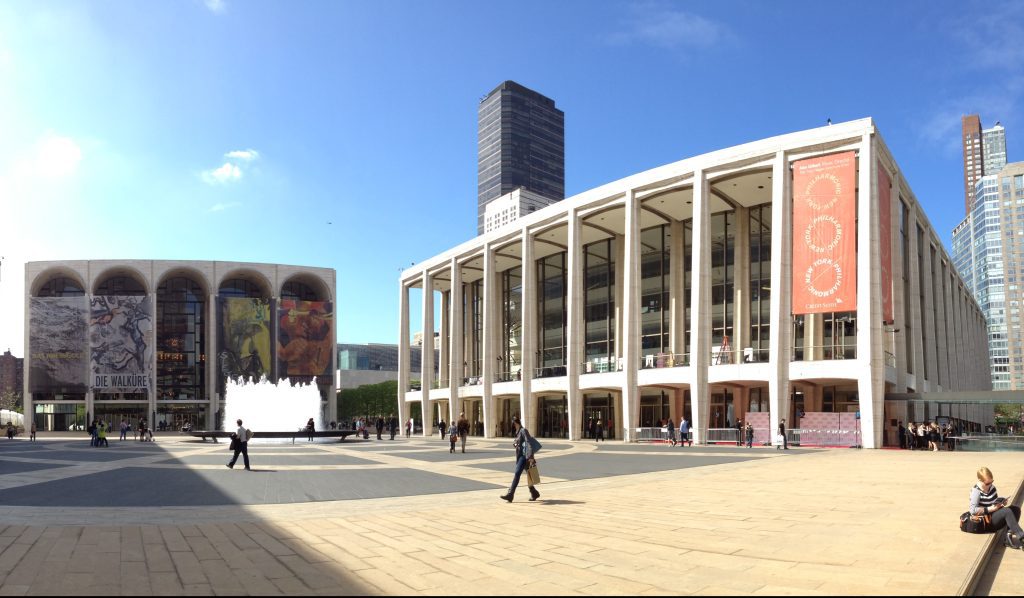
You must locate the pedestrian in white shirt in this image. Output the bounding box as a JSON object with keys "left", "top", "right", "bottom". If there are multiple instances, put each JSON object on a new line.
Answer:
{"left": 227, "top": 419, "right": 250, "bottom": 470}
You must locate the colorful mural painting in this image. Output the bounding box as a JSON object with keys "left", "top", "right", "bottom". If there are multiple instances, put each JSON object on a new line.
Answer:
{"left": 28, "top": 297, "right": 88, "bottom": 393}
{"left": 218, "top": 297, "right": 272, "bottom": 384}
{"left": 89, "top": 295, "right": 154, "bottom": 392}
{"left": 277, "top": 300, "right": 333, "bottom": 378}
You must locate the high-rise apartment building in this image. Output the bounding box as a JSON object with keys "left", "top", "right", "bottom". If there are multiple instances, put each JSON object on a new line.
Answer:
{"left": 0, "top": 349, "right": 24, "bottom": 405}
{"left": 953, "top": 163, "right": 1024, "bottom": 390}
{"left": 984, "top": 122, "right": 1007, "bottom": 177}
{"left": 477, "top": 81, "right": 564, "bottom": 235}
{"left": 963, "top": 115, "right": 1010, "bottom": 215}
{"left": 963, "top": 115, "right": 984, "bottom": 214}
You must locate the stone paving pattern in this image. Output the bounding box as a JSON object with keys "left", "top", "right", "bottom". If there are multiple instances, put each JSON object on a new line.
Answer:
{"left": 1, "top": 434, "right": 1023, "bottom": 595}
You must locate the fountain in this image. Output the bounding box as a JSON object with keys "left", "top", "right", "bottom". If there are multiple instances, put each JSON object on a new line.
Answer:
{"left": 222, "top": 376, "right": 324, "bottom": 440}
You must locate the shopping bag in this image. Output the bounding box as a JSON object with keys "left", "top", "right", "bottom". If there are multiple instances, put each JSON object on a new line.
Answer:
{"left": 526, "top": 461, "right": 541, "bottom": 485}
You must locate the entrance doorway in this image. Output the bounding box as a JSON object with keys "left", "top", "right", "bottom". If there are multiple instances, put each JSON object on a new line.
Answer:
{"left": 462, "top": 399, "right": 483, "bottom": 436}
{"left": 537, "top": 395, "right": 568, "bottom": 438}
{"left": 496, "top": 397, "right": 517, "bottom": 438}
{"left": 640, "top": 392, "right": 670, "bottom": 427}
{"left": 34, "top": 403, "right": 87, "bottom": 431}
{"left": 710, "top": 389, "right": 735, "bottom": 428}
{"left": 583, "top": 394, "right": 615, "bottom": 440}
{"left": 156, "top": 404, "right": 207, "bottom": 431}
{"left": 94, "top": 403, "right": 150, "bottom": 432}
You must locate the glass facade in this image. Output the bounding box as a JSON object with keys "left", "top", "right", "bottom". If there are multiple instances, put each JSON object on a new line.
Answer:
{"left": 537, "top": 253, "right": 567, "bottom": 376}
{"left": 583, "top": 239, "right": 615, "bottom": 370}
{"left": 640, "top": 226, "right": 669, "bottom": 358}
{"left": 710, "top": 212, "right": 735, "bottom": 362}
{"left": 748, "top": 204, "right": 771, "bottom": 361}
{"left": 500, "top": 267, "right": 522, "bottom": 382}
{"left": 157, "top": 277, "right": 206, "bottom": 401}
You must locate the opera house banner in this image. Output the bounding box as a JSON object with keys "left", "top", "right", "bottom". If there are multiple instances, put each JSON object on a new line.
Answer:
{"left": 791, "top": 151, "right": 858, "bottom": 315}
{"left": 277, "top": 300, "right": 333, "bottom": 378}
{"left": 89, "top": 296, "right": 154, "bottom": 392}
{"left": 218, "top": 297, "right": 273, "bottom": 383}
{"left": 29, "top": 297, "right": 88, "bottom": 393}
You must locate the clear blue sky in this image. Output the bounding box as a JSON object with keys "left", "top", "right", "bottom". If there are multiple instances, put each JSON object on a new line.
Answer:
{"left": 1, "top": 0, "right": 1022, "bottom": 353}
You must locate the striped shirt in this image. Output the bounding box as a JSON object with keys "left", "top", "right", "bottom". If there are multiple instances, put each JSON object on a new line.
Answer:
{"left": 970, "top": 483, "right": 1000, "bottom": 516}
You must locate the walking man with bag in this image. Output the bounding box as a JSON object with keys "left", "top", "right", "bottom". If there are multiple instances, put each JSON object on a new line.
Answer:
{"left": 457, "top": 412, "right": 470, "bottom": 453}
{"left": 777, "top": 418, "right": 788, "bottom": 450}
{"left": 227, "top": 418, "right": 251, "bottom": 470}
{"left": 501, "top": 416, "right": 541, "bottom": 503}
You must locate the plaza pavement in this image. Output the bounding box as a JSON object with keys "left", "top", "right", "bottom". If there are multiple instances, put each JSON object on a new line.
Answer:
{"left": 1, "top": 433, "right": 1023, "bottom": 595}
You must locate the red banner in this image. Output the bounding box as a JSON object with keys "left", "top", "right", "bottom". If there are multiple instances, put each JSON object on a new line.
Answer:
{"left": 878, "top": 162, "right": 893, "bottom": 324}
{"left": 792, "top": 151, "right": 857, "bottom": 314}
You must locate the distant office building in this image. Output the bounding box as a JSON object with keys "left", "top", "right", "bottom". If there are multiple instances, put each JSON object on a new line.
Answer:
{"left": 0, "top": 349, "right": 23, "bottom": 404}
{"left": 983, "top": 122, "right": 1007, "bottom": 177}
{"left": 963, "top": 115, "right": 984, "bottom": 214}
{"left": 336, "top": 343, "right": 438, "bottom": 390}
{"left": 483, "top": 188, "right": 560, "bottom": 234}
{"left": 477, "top": 80, "right": 564, "bottom": 235}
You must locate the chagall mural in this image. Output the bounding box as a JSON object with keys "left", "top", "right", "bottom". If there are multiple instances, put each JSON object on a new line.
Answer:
{"left": 277, "top": 300, "right": 333, "bottom": 378}
{"left": 218, "top": 297, "right": 273, "bottom": 385}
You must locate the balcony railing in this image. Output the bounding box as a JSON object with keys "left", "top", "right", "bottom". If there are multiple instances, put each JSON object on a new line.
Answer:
{"left": 495, "top": 370, "right": 521, "bottom": 383}
{"left": 432, "top": 378, "right": 449, "bottom": 389}
{"left": 582, "top": 357, "right": 623, "bottom": 374}
{"left": 884, "top": 351, "right": 896, "bottom": 368}
{"left": 640, "top": 352, "right": 689, "bottom": 369}
{"left": 461, "top": 376, "right": 483, "bottom": 386}
{"left": 534, "top": 365, "right": 567, "bottom": 378}
{"left": 791, "top": 344, "right": 857, "bottom": 361}
{"left": 709, "top": 347, "right": 769, "bottom": 365}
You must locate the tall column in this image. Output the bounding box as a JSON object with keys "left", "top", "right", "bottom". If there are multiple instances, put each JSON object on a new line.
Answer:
{"left": 733, "top": 206, "right": 750, "bottom": 361}
{"left": 420, "top": 272, "right": 434, "bottom": 435}
{"left": 768, "top": 151, "right": 792, "bottom": 448}
{"left": 448, "top": 259, "right": 463, "bottom": 424}
{"left": 622, "top": 190, "right": 642, "bottom": 442}
{"left": 669, "top": 219, "right": 685, "bottom": 358}
{"left": 931, "top": 252, "right": 949, "bottom": 389}
{"left": 891, "top": 174, "right": 908, "bottom": 392}
{"left": 566, "top": 209, "right": 583, "bottom": 440}
{"left": 148, "top": 291, "right": 158, "bottom": 433}
{"left": 439, "top": 291, "right": 449, "bottom": 390}
{"left": 481, "top": 243, "right": 496, "bottom": 438}
{"left": 689, "top": 170, "right": 712, "bottom": 444}
{"left": 520, "top": 228, "right": 536, "bottom": 430}
{"left": 613, "top": 234, "right": 626, "bottom": 362}
{"left": 208, "top": 293, "right": 219, "bottom": 429}
{"left": 856, "top": 135, "right": 885, "bottom": 449}
{"left": 905, "top": 208, "right": 924, "bottom": 391}
{"left": 396, "top": 282, "right": 410, "bottom": 433}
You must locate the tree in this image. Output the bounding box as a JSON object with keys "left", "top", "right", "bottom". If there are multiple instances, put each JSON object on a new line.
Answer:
{"left": 336, "top": 380, "right": 422, "bottom": 425}
{"left": 0, "top": 390, "right": 20, "bottom": 412}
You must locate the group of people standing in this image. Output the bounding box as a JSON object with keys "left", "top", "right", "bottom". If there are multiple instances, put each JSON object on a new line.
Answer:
{"left": 899, "top": 421, "right": 957, "bottom": 451}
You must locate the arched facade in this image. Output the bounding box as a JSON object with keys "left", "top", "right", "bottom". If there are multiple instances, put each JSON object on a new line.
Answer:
{"left": 24, "top": 260, "right": 337, "bottom": 431}
{"left": 397, "top": 118, "right": 993, "bottom": 448}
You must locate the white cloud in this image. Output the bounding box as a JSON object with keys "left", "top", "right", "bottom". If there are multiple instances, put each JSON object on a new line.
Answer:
{"left": 200, "top": 147, "right": 261, "bottom": 184}
{"left": 225, "top": 149, "right": 259, "bottom": 161}
{"left": 208, "top": 201, "right": 242, "bottom": 212}
{"left": 201, "top": 162, "right": 242, "bottom": 184}
{"left": 609, "top": 1, "right": 732, "bottom": 51}
{"left": 204, "top": 0, "right": 226, "bottom": 14}
{"left": 16, "top": 133, "right": 82, "bottom": 179}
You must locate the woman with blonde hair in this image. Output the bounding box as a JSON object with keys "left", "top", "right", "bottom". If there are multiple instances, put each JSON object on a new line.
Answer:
{"left": 970, "top": 466, "right": 1024, "bottom": 549}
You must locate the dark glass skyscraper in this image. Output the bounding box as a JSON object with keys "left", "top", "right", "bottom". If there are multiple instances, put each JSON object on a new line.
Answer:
{"left": 477, "top": 81, "right": 564, "bottom": 234}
